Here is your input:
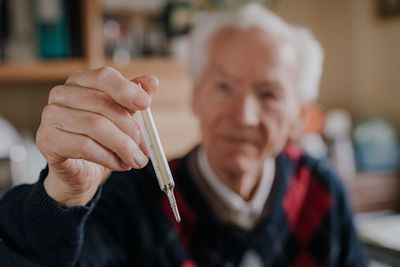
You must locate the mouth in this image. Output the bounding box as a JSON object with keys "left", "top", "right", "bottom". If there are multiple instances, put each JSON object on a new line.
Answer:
{"left": 219, "top": 134, "right": 260, "bottom": 146}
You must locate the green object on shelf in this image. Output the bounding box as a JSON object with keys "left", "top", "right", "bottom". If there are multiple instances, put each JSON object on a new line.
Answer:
{"left": 36, "top": 0, "right": 70, "bottom": 59}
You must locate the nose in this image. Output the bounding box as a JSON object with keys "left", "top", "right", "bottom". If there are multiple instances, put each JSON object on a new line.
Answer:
{"left": 234, "top": 95, "right": 261, "bottom": 127}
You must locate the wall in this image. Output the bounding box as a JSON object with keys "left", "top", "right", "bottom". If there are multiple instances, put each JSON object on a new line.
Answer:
{"left": 352, "top": 0, "right": 400, "bottom": 125}
{"left": 275, "top": 0, "right": 400, "bottom": 127}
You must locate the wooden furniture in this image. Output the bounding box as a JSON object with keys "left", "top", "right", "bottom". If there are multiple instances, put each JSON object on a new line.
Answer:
{"left": 0, "top": 0, "right": 104, "bottom": 83}
{"left": 346, "top": 172, "right": 400, "bottom": 213}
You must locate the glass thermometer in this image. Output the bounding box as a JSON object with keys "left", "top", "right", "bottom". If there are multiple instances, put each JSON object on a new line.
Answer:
{"left": 136, "top": 85, "right": 181, "bottom": 223}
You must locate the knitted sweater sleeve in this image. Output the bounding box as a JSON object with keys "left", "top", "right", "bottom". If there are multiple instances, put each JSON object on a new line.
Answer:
{"left": 0, "top": 167, "right": 98, "bottom": 266}
{"left": 0, "top": 167, "right": 149, "bottom": 267}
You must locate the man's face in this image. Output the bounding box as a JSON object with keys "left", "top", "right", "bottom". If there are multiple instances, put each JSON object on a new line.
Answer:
{"left": 193, "top": 27, "right": 303, "bottom": 177}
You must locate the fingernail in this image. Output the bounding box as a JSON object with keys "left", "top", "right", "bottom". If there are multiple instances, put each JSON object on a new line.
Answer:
{"left": 133, "top": 84, "right": 150, "bottom": 109}
{"left": 134, "top": 152, "right": 148, "bottom": 167}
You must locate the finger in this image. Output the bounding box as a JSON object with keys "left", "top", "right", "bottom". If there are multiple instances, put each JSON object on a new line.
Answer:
{"left": 37, "top": 127, "right": 130, "bottom": 172}
{"left": 65, "top": 67, "right": 151, "bottom": 111}
{"left": 43, "top": 104, "right": 148, "bottom": 169}
{"left": 49, "top": 84, "right": 142, "bottom": 145}
{"left": 131, "top": 75, "right": 159, "bottom": 96}
{"left": 139, "top": 142, "right": 149, "bottom": 157}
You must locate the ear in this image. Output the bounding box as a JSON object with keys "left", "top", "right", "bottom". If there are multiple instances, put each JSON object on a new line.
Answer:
{"left": 288, "top": 104, "right": 307, "bottom": 141}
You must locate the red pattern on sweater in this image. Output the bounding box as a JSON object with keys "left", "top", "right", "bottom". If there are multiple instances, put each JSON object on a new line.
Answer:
{"left": 283, "top": 145, "right": 333, "bottom": 245}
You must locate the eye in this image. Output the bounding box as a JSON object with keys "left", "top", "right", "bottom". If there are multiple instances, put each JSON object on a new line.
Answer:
{"left": 258, "top": 90, "right": 277, "bottom": 100}
{"left": 215, "top": 81, "right": 232, "bottom": 92}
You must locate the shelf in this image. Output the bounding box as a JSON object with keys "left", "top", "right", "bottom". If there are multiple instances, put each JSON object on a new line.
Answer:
{"left": 0, "top": 59, "right": 88, "bottom": 83}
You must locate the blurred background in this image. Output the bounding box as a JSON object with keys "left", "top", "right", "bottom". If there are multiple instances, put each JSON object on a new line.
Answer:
{"left": 0, "top": 0, "right": 399, "bottom": 266}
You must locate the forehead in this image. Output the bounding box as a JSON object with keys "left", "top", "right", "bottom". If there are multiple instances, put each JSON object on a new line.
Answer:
{"left": 207, "top": 27, "right": 298, "bottom": 81}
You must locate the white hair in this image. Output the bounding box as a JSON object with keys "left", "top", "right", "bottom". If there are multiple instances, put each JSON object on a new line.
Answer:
{"left": 188, "top": 3, "right": 324, "bottom": 103}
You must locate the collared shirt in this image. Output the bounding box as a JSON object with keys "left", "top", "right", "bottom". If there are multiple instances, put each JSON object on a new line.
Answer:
{"left": 196, "top": 148, "right": 275, "bottom": 229}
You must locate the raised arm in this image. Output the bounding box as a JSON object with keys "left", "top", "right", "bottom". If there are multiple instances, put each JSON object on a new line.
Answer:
{"left": 0, "top": 67, "right": 159, "bottom": 266}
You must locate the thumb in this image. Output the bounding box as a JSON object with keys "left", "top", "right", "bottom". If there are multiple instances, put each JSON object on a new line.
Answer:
{"left": 131, "top": 75, "right": 159, "bottom": 97}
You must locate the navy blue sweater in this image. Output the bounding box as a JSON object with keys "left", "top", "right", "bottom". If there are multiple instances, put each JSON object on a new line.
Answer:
{"left": 0, "top": 146, "right": 365, "bottom": 266}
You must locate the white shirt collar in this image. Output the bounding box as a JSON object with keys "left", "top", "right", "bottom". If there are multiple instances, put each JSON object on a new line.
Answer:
{"left": 197, "top": 148, "right": 275, "bottom": 219}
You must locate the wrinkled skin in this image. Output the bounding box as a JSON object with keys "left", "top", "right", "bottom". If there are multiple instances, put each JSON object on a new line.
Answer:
{"left": 193, "top": 27, "right": 304, "bottom": 199}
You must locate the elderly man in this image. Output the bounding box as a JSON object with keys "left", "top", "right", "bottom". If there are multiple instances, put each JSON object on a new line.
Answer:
{"left": 0, "top": 4, "right": 364, "bottom": 267}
